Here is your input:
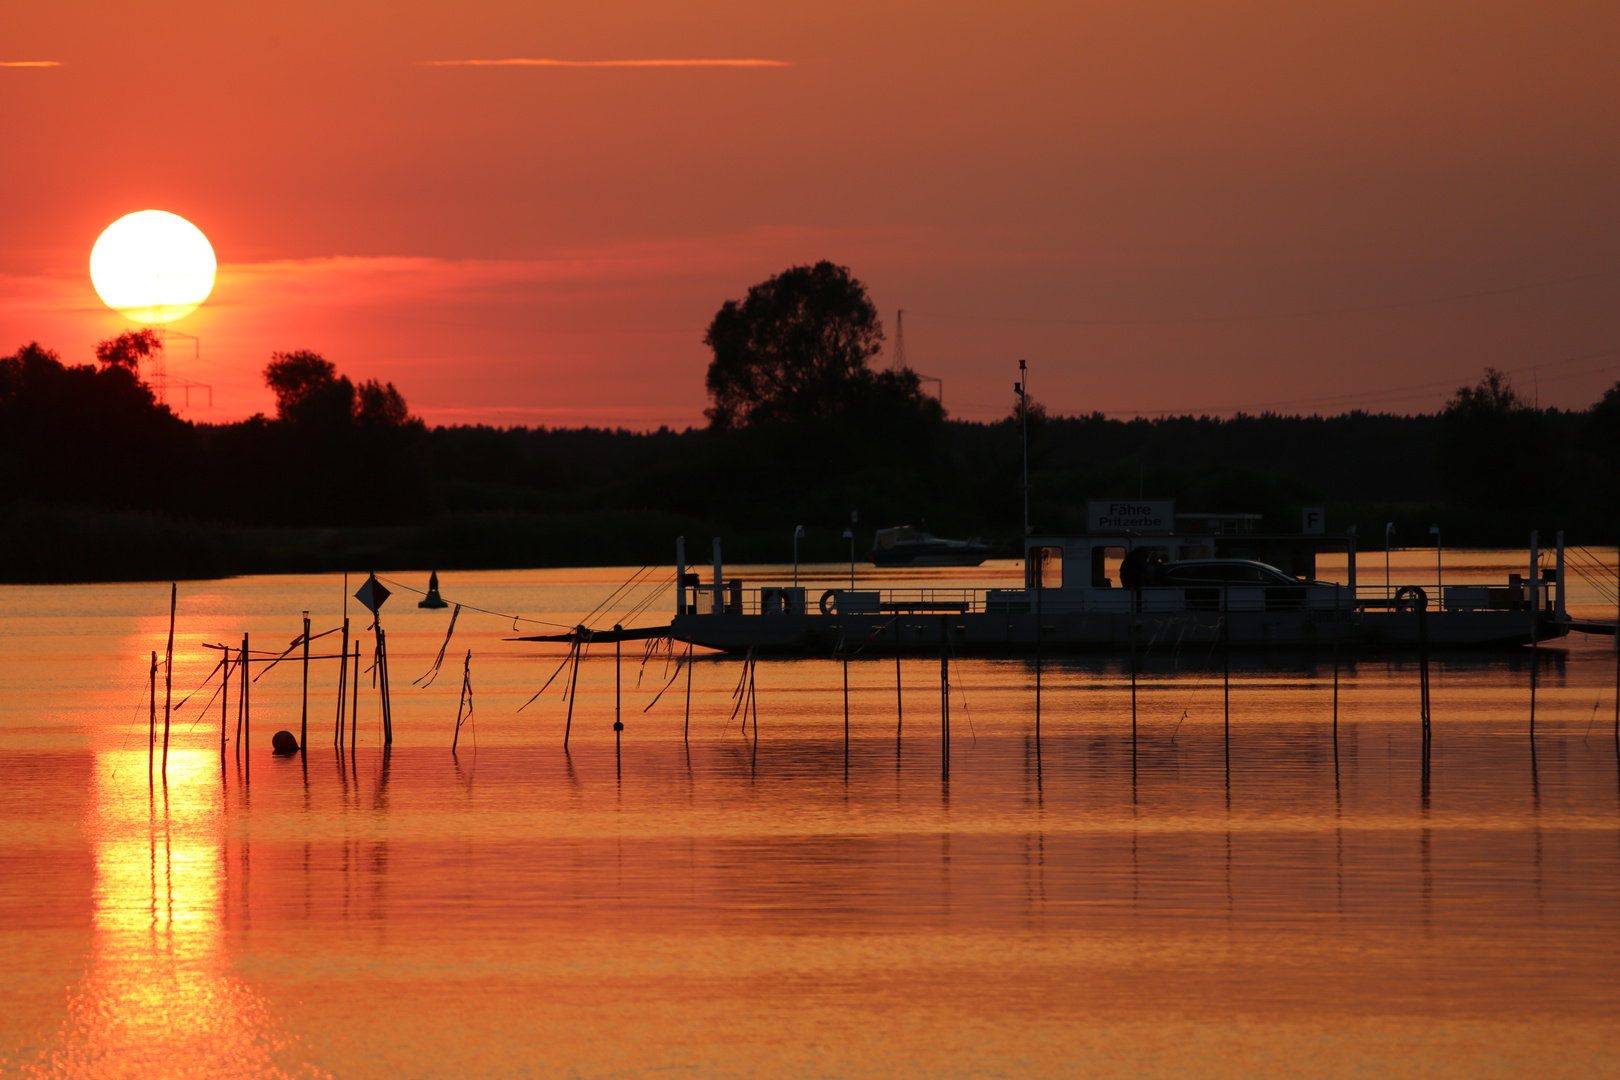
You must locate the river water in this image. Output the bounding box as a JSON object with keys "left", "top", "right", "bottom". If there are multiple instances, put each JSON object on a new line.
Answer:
{"left": 2, "top": 552, "right": 1618, "bottom": 1078}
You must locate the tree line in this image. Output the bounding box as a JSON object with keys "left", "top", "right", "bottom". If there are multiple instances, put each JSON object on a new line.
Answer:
{"left": 2, "top": 261, "right": 1616, "bottom": 581}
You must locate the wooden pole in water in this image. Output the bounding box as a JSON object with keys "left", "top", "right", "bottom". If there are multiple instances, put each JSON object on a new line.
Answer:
{"left": 1034, "top": 558, "right": 1043, "bottom": 755}
{"left": 1332, "top": 581, "right": 1343, "bottom": 791}
{"left": 162, "top": 584, "right": 175, "bottom": 780}
{"left": 377, "top": 620, "right": 393, "bottom": 747}
{"left": 1417, "top": 589, "right": 1431, "bottom": 747}
{"left": 452, "top": 650, "right": 471, "bottom": 752}
{"left": 350, "top": 640, "right": 360, "bottom": 754}
{"left": 220, "top": 645, "right": 229, "bottom": 757}
{"left": 614, "top": 626, "right": 623, "bottom": 768}
{"left": 242, "top": 632, "right": 250, "bottom": 781}
{"left": 300, "top": 611, "right": 310, "bottom": 755}
{"left": 1529, "top": 530, "right": 1539, "bottom": 741}
{"left": 1129, "top": 618, "right": 1138, "bottom": 762}
{"left": 236, "top": 634, "right": 247, "bottom": 760}
{"left": 1333, "top": 583, "right": 1341, "bottom": 751}
{"left": 683, "top": 638, "right": 693, "bottom": 746}
{"left": 749, "top": 652, "right": 758, "bottom": 743}
{"left": 564, "top": 635, "right": 581, "bottom": 749}
{"left": 894, "top": 615, "right": 907, "bottom": 735}
{"left": 148, "top": 651, "right": 157, "bottom": 781}
{"left": 939, "top": 615, "right": 950, "bottom": 781}
{"left": 843, "top": 651, "right": 850, "bottom": 774}
{"left": 335, "top": 617, "right": 349, "bottom": 747}
{"left": 1221, "top": 589, "right": 1231, "bottom": 779}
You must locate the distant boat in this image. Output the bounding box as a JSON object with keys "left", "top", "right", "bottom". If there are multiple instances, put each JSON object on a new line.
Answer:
{"left": 868, "top": 526, "right": 994, "bottom": 567}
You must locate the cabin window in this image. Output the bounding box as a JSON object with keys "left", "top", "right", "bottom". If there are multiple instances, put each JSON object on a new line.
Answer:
{"left": 1025, "top": 546, "right": 1064, "bottom": 589}
{"left": 1090, "top": 545, "right": 1125, "bottom": 588}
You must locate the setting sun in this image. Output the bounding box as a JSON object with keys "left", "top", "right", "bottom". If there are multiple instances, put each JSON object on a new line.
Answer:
{"left": 89, "top": 210, "right": 216, "bottom": 324}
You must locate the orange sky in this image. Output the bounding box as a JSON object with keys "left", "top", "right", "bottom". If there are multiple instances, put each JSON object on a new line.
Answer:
{"left": 2, "top": 0, "right": 1617, "bottom": 427}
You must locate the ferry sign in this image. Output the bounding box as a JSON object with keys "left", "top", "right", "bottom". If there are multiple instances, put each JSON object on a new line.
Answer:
{"left": 1087, "top": 499, "right": 1175, "bottom": 534}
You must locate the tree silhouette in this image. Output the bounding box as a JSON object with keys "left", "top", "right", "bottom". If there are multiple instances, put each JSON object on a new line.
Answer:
{"left": 263, "top": 351, "right": 416, "bottom": 430}
{"left": 355, "top": 378, "right": 411, "bottom": 427}
{"left": 1438, "top": 367, "right": 1568, "bottom": 521}
{"left": 264, "top": 350, "right": 350, "bottom": 423}
{"left": 94, "top": 328, "right": 161, "bottom": 371}
{"left": 703, "top": 261, "right": 901, "bottom": 430}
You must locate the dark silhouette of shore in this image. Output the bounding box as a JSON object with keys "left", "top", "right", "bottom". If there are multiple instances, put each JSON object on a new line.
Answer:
{"left": 4, "top": 266, "right": 1615, "bottom": 583}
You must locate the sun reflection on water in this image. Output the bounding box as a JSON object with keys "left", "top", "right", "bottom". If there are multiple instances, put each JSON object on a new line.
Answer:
{"left": 22, "top": 750, "right": 324, "bottom": 1080}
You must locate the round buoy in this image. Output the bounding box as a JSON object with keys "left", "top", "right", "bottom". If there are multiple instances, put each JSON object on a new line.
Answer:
{"left": 613, "top": 721, "right": 624, "bottom": 732}
{"left": 271, "top": 730, "right": 300, "bottom": 754}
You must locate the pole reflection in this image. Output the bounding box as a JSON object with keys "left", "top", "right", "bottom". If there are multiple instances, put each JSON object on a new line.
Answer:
{"left": 25, "top": 750, "right": 317, "bottom": 1079}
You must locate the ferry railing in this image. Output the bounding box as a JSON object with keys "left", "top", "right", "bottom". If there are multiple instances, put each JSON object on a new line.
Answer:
{"left": 694, "top": 581, "right": 1554, "bottom": 617}
{"left": 697, "top": 587, "right": 986, "bottom": 616}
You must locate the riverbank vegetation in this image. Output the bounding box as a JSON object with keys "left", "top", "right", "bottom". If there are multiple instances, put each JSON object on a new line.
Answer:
{"left": 3, "top": 265, "right": 1615, "bottom": 583}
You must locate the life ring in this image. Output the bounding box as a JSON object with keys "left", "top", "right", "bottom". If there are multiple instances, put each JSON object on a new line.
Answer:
{"left": 819, "top": 589, "right": 838, "bottom": 616}
{"left": 1392, "top": 585, "right": 1429, "bottom": 611}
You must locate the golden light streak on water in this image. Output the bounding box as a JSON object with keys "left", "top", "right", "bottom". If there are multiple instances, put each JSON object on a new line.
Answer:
{"left": 18, "top": 750, "right": 324, "bottom": 1079}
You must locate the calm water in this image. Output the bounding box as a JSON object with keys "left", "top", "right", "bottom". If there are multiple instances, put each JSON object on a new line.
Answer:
{"left": 3, "top": 553, "right": 1618, "bottom": 1078}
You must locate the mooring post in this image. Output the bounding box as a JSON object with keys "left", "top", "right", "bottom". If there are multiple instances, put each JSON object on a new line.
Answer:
{"left": 614, "top": 625, "right": 624, "bottom": 769}
{"left": 161, "top": 584, "right": 175, "bottom": 780}
{"left": 220, "top": 645, "right": 229, "bottom": 757}
{"left": 564, "top": 633, "right": 581, "bottom": 749}
{"left": 335, "top": 617, "right": 349, "bottom": 747}
{"left": 939, "top": 614, "right": 950, "bottom": 781}
{"left": 1221, "top": 586, "right": 1231, "bottom": 775}
{"left": 749, "top": 653, "right": 758, "bottom": 742}
{"left": 683, "top": 639, "right": 693, "bottom": 746}
{"left": 894, "top": 617, "right": 903, "bottom": 751}
{"left": 236, "top": 634, "right": 247, "bottom": 760}
{"left": 242, "top": 632, "right": 250, "bottom": 781}
{"left": 843, "top": 649, "right": 851, "bottom": 775}
{"left": 1333, "top": 582, "right": 1342, "bottom": 765}
{"left": 452, "top": 649, "right": 471, "bottom": 752}
{"left": 1034, "top": 554, "right": 1043, "bottom": 755}
{"left": 1417, "top": 586, "right": 1432, "bottom": 803}
{"left": 1529, "top": 530, "right": 1539, "bottom": 740}
{"left": 350, "top": 640, "right": 360, "bottom": 754}
{"left": 377, "top": 619, "right": 393, "bottom": 747}
{"left": 300, "top": 610, "right": 310, "bottom": 755}
{"left": 1129, "top": 617, "right": 1139, "bottom": 764}
{"left": 148, "top": 651, "right": 157, "bottom": 781}
{"left": 1417, "top": 588, "right": 1431, "bottom": 746}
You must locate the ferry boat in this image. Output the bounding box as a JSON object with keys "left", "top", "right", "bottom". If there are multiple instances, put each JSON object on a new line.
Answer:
{"left": 663, "top": 501, "right": 1574, "bottom": 655}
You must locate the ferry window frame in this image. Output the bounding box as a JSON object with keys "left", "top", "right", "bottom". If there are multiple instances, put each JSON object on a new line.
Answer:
{"left": 1091, "top": 545, "right": 1125, "bottom": 588}
{"left": 1026, "top": 546, "right": 1064, "bottom": 589}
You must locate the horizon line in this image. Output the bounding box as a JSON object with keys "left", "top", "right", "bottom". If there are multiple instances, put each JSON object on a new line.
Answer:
{"left": 418, "top": 58, "right": 791, "bottom": 68}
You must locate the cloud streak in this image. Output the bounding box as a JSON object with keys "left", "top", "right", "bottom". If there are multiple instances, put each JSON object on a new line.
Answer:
{"left": 418, "top": 58, "right": 790, "bottom": 68}
{"left": 0, "top": 61, "right": 61, "bottom": 67}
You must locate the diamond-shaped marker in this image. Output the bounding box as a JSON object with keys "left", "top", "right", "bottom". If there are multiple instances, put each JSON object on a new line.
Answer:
{"left": 355, "top": 573, "right": 390, "bottom": 615}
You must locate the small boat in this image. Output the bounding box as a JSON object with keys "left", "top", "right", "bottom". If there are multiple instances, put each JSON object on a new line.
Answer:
{"left": 868, "top": 526, "right": 994, "bottom": 567}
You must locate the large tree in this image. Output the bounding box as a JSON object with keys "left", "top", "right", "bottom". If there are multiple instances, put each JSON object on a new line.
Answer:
{"left": 704, "top": 261, "right": 922, "bottom": 430}
{"left": 263, "top": 350, "right": 416, "bottom": 430}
